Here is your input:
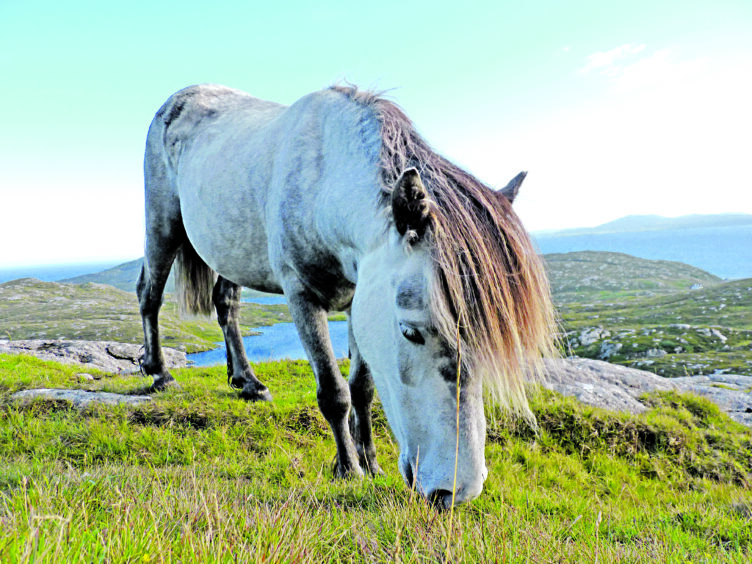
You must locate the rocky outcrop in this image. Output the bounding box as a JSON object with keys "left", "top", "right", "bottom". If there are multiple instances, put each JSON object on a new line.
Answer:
{"left": 0, "top": 339, "right": 188, "bottom": 374}
{"left": 11, "top": 388, "right": 152, "bottom": 408}
{"left": 542, "top": 358, "right": 675, "bottom": 413}
{"left": 670, "top": 373, "right": 752, "bottom": 427}
{"left": 544, "top": 358, "right": 752, "bottom": 427}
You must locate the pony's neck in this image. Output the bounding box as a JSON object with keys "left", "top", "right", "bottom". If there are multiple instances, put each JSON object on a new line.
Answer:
{"left": 315, "top": 178, "right": 390, "bottom": 285}
{"left": 307, "top": 93, "right": 391, "bottom": 285}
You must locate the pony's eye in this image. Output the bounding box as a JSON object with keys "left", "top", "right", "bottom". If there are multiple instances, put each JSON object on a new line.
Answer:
{"left": 399, "top": 322, "right": 425, "bottom": 345}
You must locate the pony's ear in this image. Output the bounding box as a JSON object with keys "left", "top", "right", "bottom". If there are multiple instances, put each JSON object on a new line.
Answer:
{"left": 499, "top": 171, "right": 527, "bottom": 204}
{"left": 391, "top": 168, "right": 432, "bottom": 239}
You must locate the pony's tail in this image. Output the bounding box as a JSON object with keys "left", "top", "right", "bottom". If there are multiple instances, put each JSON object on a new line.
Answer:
{"left": 174, "top": 242, "right": 215, "bottom": 317}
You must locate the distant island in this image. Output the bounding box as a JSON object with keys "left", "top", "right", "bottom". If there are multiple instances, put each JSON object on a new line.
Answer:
{"left": 537, "top": 213, "right": 752, "bottom": 237}
{"left": 533, "top": 213, "right": 752, "bottom": 280}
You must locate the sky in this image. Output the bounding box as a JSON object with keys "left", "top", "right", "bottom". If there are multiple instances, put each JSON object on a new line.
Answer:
{"left": 1, "top": 0, "right": 751, "bottom": 266}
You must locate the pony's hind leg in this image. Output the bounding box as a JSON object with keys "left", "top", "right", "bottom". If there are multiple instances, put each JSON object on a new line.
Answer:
{"left": 212, "top": 276, "right": 272, "bottom": 402}
{"left": 137, "top": 249, "right": 180, "bottom": 391}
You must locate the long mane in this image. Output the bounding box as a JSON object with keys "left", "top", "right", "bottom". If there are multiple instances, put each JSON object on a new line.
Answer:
{"left": 331, "top": 86, "right": 557, "bottom": 420}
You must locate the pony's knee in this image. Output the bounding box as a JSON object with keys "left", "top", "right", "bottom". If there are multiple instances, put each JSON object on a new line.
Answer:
{"left": 317, "top": 380, "right": 352, "bottom": 423}
{"left": 349, "top": 362, "right": 375, "bottom": 407}
{"left": 212, "top": 277, "right": 241, "bottom": 325}
{"left": 136, "top": 268, "right": 159, "bottom": 314}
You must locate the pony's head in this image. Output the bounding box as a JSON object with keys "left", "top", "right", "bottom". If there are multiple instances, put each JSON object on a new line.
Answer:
{"left": 351, "top": 166, "right": 554, "bottom": 508}
{"left": 339, "top": 86, "right": 556, "bottom": 507}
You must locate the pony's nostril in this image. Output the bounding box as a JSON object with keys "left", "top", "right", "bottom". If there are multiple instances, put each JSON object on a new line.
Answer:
{"left": 400, "top": 458, "right": 415, "bottom": 488}
{"left": 427, "top": 489, "right": 454, "bottom": 510}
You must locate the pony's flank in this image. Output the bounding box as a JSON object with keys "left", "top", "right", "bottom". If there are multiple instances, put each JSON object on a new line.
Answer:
{"left": 332, "top": 85, "right": 557, "bottom": 419}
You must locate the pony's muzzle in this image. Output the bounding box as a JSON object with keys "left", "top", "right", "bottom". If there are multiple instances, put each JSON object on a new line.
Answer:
{"left": 399, "top": 452, "right": 486, "bottom": 507}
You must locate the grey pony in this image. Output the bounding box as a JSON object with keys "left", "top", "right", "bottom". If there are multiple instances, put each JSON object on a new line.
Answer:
{"left": 136, "top": 84, "right": 539, "bottom": 507}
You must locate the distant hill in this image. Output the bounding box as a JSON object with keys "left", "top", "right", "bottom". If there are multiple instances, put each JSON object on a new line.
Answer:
{"left": 545, "top": 213, "right": 752, "bottom": 237}
{"left": 59, "top": 258, "right": 273, "bottom": 298}
{"left": 60, "top": 258, "right": 153, "bottom": 293}
{"left": 0, "top": 278, "right": 291, "bottom": 351}
{"left": 533, "top": 214, "right": 752, "bottom": 279}
{"left": 543, "top": 251, "right": 721, "bottom": 304}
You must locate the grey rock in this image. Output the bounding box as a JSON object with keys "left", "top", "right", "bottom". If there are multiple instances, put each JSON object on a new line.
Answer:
{"left": 599, "top": 341, "right": 622, "bottom": 359}
{"left": 0, "top": 339, "right": 187, "bottom": 373}
{"left": 544, "top": 358, "right": 752, "bottom": 427}
{"left": 670, "top": 373, "right": 752, "bottom": 427}
{"left": 542, "top": 358, "right": 675, "bottom": 414}
{"left": 578, "top": 327, "right": 610, "bottom": 346}
{"left": 11, "top": 388, "right": 152, "bottom": 408}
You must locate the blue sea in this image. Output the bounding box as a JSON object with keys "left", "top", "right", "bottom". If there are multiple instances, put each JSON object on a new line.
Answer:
{"left": 187, "top": 321, "right": 349, "bottom": 366}
{"left": 242, "top": 296, "right": 287, "bottom": 305}
{"left": 533, "top": 225, "right": 752, "bottom": 280}
{"left": 0, "top": 262, "right": 122, "bottom": 285}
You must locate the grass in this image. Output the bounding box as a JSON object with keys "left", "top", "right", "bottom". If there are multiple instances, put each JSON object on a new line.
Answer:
{"left": 1, "top": 354, "right": 751, "bottom": 562}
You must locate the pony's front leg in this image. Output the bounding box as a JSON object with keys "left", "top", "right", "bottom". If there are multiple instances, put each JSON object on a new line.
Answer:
{"left": 285, "top": 284, "right": 363, "bottom": 479}
{"left": 347, "top": 318, "right": 382, "bottom": 475}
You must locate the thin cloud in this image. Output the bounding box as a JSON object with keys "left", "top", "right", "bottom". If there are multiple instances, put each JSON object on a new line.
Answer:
{"left": 581, "top": 43, "right": 646, "bottom": 75}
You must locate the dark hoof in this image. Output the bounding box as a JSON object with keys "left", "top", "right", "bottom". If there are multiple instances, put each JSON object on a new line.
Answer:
{"left": 355, "top": 446, "right": 383, "bottom": 476}
{"left": 238, "top": 386, "right": 273, "bottom": 402}
{"left": 149, "top": 375, "right": 180, "bottom": 393}
{"left": 228, "top": 375, "right": 248, "bottom": 390}
{"left": 331, "top": 456, "right": 365, "bottom": 480}
{"left": 362, "top": 460, "right": 384, "bottom": 477}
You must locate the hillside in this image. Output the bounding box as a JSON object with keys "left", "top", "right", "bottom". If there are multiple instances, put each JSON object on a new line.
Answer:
{"left": 60, "top": 257, "right": 273, "bottom": 298}
{"left": 544, "top": 251, "right": 721, "bottom": 304}
{"left": 59, "top": 258, "right": 158, "bottom": 293}
{"left": 0, "top": 278, "right": 291, "bottom": 352}
{"left": 5, "top": 252, "right": 751, "bottom": 378}
{"left": 560, "top": 277, "right": 752, "bottom": 377}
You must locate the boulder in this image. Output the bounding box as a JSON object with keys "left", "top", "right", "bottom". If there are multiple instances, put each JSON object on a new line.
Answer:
{"left": 11, "top": 388, "right": 152, "bottom": 408}
{"left": 542, "top": 358, "right": 675, "bottom": 414}
{"left": 0, "top": 339, "right": 187, "bottom": 374}
{"left": 544, "top": 358, "right": 752, "bottom": 426}
{"left": 670, "top": 373, "right": 752, "bottom": 427}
